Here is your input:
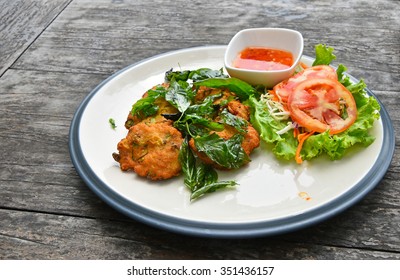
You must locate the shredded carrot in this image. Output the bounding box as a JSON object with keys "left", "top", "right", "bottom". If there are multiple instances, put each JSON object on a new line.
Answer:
{"left": 268, "top": 89, "right": 280, "bottom": 101}
{"left": 299, "top": 62, "right": 309, "bottom": 69}
{"left": 293, "top": 127, "right": 300, "bottom": 138}
{"left": 295, "top": 131, "right": 315, "bottom": 164}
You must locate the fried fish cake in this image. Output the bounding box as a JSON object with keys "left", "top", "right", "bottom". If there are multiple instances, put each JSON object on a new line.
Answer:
{"left": 227, "top": 100, "right": 250, "bottom": 121}
{"left": 113, "top": 120, "right": 183, "bottom": 180}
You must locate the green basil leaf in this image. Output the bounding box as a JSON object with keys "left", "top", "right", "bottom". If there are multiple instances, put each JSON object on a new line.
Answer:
{"left": 194, "top": 133, "right": 249, "bottom": 169}
{"left": 175, "top": 114, "right": 225, "bottom": 137}
{"left": 165, "top": 69, "right": 190, "bottom": 82}
{"left": 202, "top": 164, "right": 218, "bottom": 186}
{"left": 174, "top": 121, "right": 209, "bottom": 138}
{"left": 165, "top": 68, "right": 227, "bottom": 83}
{"left": 108, "top": 118, "right": 117, "bottom": 129}
{"left": 186, "top": 93, "right": 221, "bottom": 116}
{"left": 194, "top": 77, "right": 255, "bottom": 101}
{"left": 178, "top": 137, "right": 197, "bottom": 191}
{"left": 179, "top": 137, "right": 237, "bottom": 201}
{"left": 220, "top": 108, "right": 247, "bottom": 134}
{"left": 188, "top": 68, "right": 228, "bottom": 82}
{"left": 190, "top": 181, "right": 237, "bottom": 201}
{"left": 165, "top": 80, "right": 193, "bottom": 113}
{"left": 130, "top": 86, "right": 166, "bottom": 119}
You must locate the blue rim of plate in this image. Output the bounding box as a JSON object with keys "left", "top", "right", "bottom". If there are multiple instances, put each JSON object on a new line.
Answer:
{"left": 69, "top": 45, "right": 395, "bottom": 238}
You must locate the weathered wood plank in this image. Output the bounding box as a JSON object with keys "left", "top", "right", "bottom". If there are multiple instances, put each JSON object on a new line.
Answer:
{"left": 0, "top": 0, "right": 72, "bottom": 76}
{"left": 11, "top": 0, "right": 400, "bottom": 92}
{"left": 1, "top": 209, "right": 399, "bottom": 260}
{"left": 0, "top": 69, "right": 115, "bottom": 218}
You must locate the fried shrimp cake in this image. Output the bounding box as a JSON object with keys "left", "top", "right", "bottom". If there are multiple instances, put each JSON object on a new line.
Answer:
{"left": 113, "top": 121, "right": 183, "bottom": 180}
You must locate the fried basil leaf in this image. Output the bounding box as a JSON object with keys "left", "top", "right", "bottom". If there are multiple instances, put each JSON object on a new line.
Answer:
{"left": 130, "top": 86, "right": 166, "bottom": 119}
{"left": 194, "top": 77, "right": 255, "bottom": 101}
{"left": 178, "top": 137, "right": 197, "bottom": 191}
{"left": 174, "top": 114, "right": 224, "bottom": 137}
{"left": 190, "top": 180, "right": 237, "bottom": 201}
{"left": 179, "top": 137, "right": 237, "bottom": 201}
{"left": 185, "top": 93, "right": 221, "bottom": 116}
{"left": 220, "top": 108, "right": 247, "bottom": 134}
{"left": 165, "top": 68, "right": 228, "bottom": 83}
{"left": 194, "top": 133, "right": 250, "bottom": 169}
{"left": 188, "top": 68, "right": 228, "bottom": 81}
{"left": 165, "top": 80, "right": 193, "bottom": 113}
{"left": 165, "top": 69, "right": 190, "bottom": 82}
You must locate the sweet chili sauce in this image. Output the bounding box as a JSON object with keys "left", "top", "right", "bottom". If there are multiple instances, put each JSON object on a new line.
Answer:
{"left": 233, "top": 47, "right": 294, "bottom": 71}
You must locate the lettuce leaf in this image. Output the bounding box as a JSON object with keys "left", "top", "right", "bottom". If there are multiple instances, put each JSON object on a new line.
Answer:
{"left": 248, "top": 95, "right": 297, "bottom": 160}
{"left": 313, "top": 44, "right": 336, "bottom": 66}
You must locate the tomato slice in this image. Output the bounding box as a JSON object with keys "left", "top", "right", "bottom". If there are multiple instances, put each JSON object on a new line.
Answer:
{"left": 273, "top": 65, "right": 337, "bottom": 103}
{"left": 287, "top": 78, "right": 357, "bottom": 134}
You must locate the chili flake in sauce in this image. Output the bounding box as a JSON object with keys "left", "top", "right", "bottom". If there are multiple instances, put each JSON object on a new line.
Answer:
{"left": 234, "top": 47, "right": 294, "bottom": 71}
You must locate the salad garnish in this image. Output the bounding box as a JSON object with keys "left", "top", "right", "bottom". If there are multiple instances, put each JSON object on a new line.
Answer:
{"left": 249, "top": 44, "right": 380, "bottom": 163}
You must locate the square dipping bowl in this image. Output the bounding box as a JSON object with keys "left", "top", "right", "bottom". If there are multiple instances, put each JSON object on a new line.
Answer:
{"left": 224, "top": 28, "right": 304, "bottom": 88}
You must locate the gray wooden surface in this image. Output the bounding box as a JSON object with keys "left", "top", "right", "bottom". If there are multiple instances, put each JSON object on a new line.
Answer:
{"left": 1, "top": 0, "right": 399, "bottom": 259}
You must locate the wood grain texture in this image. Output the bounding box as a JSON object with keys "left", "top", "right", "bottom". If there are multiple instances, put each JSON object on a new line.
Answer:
{"left": 11, "top": 0, "right": 400, "bottom": 92}
{"left": 0, "top": 0, "right": 399, "bottom": 260}
{"left": 0, "top": 0, "right": 72, "bottom": 76}
{"left": 1, "top": 209, "right": 399, "bottom": 260}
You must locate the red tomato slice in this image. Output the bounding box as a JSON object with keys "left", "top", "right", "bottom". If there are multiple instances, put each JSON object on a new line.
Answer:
{"left": 287, "top": 78, "right": 357, "bottom": 134}
{"left": 273, "top": 65, "right": 337, "bottom": 103}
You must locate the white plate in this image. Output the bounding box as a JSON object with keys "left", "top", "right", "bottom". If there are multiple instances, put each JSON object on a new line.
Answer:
{"left": 69, "top": 46, "right": 394, "bottom": 237}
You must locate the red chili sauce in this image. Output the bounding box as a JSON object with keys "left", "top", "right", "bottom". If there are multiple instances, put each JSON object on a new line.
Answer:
{"left": 233, "top": 47, "right": 294, "bottom": 71}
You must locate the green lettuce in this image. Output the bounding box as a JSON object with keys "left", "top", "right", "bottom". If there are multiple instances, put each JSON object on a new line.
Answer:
{"left": 312, "top": 44, "right": 336, "bottom": 66}
{"left": 248, "top": 95, "right": 297, "bottom": 160}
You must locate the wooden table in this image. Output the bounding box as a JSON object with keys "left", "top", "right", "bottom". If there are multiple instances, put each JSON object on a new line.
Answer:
{"left": 1, "top": 0, "right": 399, "bottom": 260}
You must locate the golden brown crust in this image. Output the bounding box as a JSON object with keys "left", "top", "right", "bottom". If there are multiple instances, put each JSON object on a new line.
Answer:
{"left": 227, "top": 100, "right": 250, "bottom": 121}
{"left": 115, "top": 121, "right": 183, "bottom": 180}
{"left": 195, "top": 86, "right": 234, "bottom": 104}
